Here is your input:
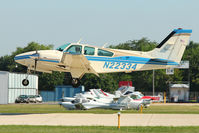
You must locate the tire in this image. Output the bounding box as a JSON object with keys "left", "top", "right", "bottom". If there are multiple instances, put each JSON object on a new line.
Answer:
{"left": 22, "top": 79, "right": 29, "bottom": 86}
{"left": 71, "top": 78, "right": 81, "bottom": 88}
{"left": 26, "top": 100, "right": 30, "bottom": 104}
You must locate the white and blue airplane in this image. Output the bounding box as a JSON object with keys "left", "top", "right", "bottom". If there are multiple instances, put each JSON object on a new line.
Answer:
{"left": 14, "top": 28, "right": 192, "bottom": 87}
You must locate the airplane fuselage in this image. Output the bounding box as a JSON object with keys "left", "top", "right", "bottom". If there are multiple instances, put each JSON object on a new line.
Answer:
{"left": 15, "top": 43, "right": 178, "bottom": 74}
{"left": 14, "top": 29, "right": 192, "bottom": 87}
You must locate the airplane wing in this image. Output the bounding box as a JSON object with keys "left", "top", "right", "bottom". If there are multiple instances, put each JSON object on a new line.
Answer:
{"left": 60, "top": 53, "right": 99, "bottom": 78}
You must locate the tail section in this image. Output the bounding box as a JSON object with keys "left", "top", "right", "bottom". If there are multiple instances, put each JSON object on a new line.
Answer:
{"left": 147, "top": 28, "right": 192, "bottom": 64}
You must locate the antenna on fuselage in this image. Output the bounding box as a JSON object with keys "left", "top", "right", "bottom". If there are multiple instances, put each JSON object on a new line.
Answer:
{"left": 77, "top": 38, "right": 82, "bottom": 44}
{"left": 102, "top": 43, "right": 108, "bottom": 48}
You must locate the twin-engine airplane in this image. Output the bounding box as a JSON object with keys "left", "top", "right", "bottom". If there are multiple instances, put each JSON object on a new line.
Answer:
{"left": 15, "top": 28, "right": 192, "bottom": 87}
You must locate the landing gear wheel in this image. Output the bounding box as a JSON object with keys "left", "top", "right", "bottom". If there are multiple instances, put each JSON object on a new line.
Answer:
{"left": 22, "top": 79, "right": 29, "bottom": 86}
{"left": 71, "top": 78, "right": 81, "bottom": 88}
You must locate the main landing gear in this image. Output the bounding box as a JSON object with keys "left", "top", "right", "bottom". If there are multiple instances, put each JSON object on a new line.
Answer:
{"left": 66, "top": 72, "right": 81, "bottom": 88}
{"left": 71, "top": 78, "right": 81, "bottom": 88}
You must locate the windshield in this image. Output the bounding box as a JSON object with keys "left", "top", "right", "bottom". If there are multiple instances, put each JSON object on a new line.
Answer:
{"left": 29, "top": 95, "right": 35, "bottom": 98}
{"left": 56, "top": 43, "right": 71, "bottom": 51}
{"left": 19, "top": 95, "right": 28, "bottom": 98}
{"left": 131, "top": 95, "right": 137, "bottom": 100}
{"left": 136, "top": 94, "right": 142, "bottom": 99}
{"left": 35, "top": 95, "right": 40, "bottom": 97}
{"left": 65, "top": 45, "right": 82, "bottom": 54}
{"left": 131, "top": 93, "right": 144, "bottom": 99}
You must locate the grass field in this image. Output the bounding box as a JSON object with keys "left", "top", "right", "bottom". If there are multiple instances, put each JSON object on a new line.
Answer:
{"left": 1, "top": 103, "right": 199, "bottom": 114}
{"left": 0, "top": 125, "right": 199, "bottom": 133}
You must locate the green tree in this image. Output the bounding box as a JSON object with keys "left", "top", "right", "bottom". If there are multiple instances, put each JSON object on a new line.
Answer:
{"left": 109, "top": 37, "right": 157, "bottom": 51}
{"left": 39, "top": 72, "right": 65, "bottom": 90}
{"left": 81, "top": 73, "right": 118, "bottom": 92}
{"left": 182, "top": 41, "right": 199, "bottom": 91}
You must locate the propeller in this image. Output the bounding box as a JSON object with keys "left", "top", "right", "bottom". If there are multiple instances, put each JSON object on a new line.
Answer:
{"left": 34, "top": 59, "right": 37, "bottom": 74}
{"left": 31, "top": 50, "right": 40, "bottom": 74}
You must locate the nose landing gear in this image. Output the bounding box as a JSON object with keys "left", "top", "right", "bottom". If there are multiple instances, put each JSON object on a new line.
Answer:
{"left": 22, "top": 79, "right": 29, "bottom": 86}
{"left": 22, "top": 67, "right": 31, "bottom": 86}
{"left": 21, "top": 51, "right": 40, "bottom": 86}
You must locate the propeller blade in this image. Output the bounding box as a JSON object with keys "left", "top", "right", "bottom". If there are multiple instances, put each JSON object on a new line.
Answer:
{"left": 33, "top": 50, "right": 39, "bottom": 74}
{"left": 34, "top": 59, "right": 37, "bottom": 74}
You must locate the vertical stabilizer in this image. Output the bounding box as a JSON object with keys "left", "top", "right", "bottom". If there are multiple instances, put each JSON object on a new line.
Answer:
{"left": 148, "top": 28, "right": 192, "bottom": 63}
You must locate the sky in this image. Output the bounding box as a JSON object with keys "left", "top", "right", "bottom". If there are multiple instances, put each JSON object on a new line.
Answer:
{"left": 0, "top": 0, "right": 198, "bottom": 56}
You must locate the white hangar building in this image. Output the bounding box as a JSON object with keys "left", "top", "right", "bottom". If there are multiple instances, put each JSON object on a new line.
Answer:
{"left": 0, "top": 71, "right": 38, "bottom": 104}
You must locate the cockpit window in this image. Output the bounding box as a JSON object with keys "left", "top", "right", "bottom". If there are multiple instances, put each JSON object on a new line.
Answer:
{"left": 65, "top": 45, "right": 82, "bottom": 54}
{"left": 131, "top": 95, "right": 137, "bottom": 100}
{"left": 97, "top": 49, "right": 113, "bottom": 57}
{"left": 84, "top": 46, "right": 95, "bottom": 55}
{"left": 56, "top": 43, "right": 71, "bottom": 51}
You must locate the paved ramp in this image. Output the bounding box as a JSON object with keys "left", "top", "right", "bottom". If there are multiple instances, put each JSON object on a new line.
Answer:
{"left": 1, "top": 113, "right": 199, "bottom": 126}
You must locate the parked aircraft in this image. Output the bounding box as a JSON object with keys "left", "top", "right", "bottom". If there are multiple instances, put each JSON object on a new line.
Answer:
{"left": 60, "top": 88, "right": 147, "bottom": 110}
{"left": 61, "top": 89, "right": 115, "bottom": 103}
{"left": 14, "top": 28, "right": 192, "bottom": 87}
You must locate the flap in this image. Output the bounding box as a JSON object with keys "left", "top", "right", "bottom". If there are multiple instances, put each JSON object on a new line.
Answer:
{"left": 61, "top": 53, "right": 99, "bottom": 78}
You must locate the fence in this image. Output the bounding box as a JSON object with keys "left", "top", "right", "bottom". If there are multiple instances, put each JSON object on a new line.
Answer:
{"left": 189, "top": 92, "right": 199, "bottom": 102}
{"left": 143, "top": 91, "right": 199, "bottom": 103}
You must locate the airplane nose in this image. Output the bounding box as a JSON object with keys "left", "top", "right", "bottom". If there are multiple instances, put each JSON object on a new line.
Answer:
{"left": 14, "top": 53, "right": 27, "bottom": 65}
{"left": 14, "top": 53, "right": 28, "bottom": 63}
{"left": 14, "top": 51, "right": 40, "bottom": 65}
{"left": 15, "top": 51, "right": 39, "bottom": 60}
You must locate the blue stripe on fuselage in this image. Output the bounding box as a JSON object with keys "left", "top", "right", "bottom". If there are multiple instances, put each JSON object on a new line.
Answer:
{"left": 14, "top": 54, "right": 59, "bottom": 63}
{"left": 14, "top": 55, "right": 31, "bottom": 60}
{"left": 86, "top": 56, "right": 178, "bottom": 65}
{"left": 15, "top": 54, "right": 178, "bottom": 65}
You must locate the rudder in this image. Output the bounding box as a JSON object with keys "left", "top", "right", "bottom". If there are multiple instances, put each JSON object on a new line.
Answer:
{"left": 147, "top": 28, "right": 192, "bottom": 63}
